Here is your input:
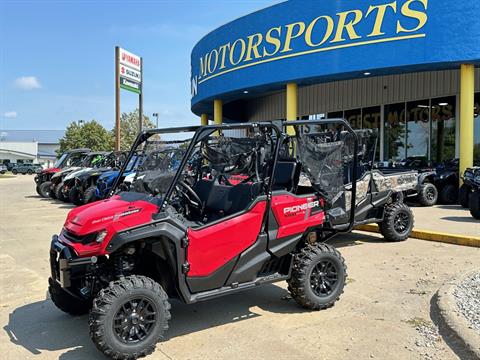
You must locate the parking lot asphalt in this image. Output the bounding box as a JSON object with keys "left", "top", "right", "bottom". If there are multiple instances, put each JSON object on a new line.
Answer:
{"left": 1, "top": 175, "right": 480, "bottom": 360}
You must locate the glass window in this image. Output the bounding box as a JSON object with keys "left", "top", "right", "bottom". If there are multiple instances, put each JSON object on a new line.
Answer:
{"left": 345, "top": 108, "right": 362, "bottom": 129}
{"left": 328, "top": 111, "right": 343, "bottom": 119}
{"left": 475, "top": 93, "right": 480, "bottom": 164}
{"left": 431, "top": 96, "right": 456, "bottom": 164}
{"left": 384, "top": 103, "right": 406, "bottom": 161}
{"left": 363, "top": 106, "right": 381, "bottom": 161}
{"left": 406, "top": 100, "right": 430, "bottom": 161}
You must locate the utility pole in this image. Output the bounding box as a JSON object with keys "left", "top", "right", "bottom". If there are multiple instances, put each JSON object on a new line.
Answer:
{"left": 115, "top": 46, "right": 121, "bottom": 151}
{"left": 139, "top": 56, "right": 143, "bottom": 134}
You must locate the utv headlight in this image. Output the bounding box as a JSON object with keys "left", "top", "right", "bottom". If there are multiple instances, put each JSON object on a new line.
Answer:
{"left": 95, "top": 230, "right": 108, "bottom": 243}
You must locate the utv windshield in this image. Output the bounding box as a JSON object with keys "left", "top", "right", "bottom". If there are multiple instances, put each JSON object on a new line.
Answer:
{"left": 117, "top": 124, "right": 278, "bottom": 220}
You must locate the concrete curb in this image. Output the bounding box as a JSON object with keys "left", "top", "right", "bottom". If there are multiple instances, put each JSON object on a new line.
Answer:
{"left": 355, "top": 224, "right": 480, "bottom": 248}
{"left": 435, "top": 270, "right": 480, "bottom": 360}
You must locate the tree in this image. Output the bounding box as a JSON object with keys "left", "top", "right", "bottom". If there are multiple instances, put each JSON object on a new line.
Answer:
{"left": 113, "top": 109, "right": 155, "bottom": 150}
{"left": 57, "top": 120, "right": 114, "bottom": 155}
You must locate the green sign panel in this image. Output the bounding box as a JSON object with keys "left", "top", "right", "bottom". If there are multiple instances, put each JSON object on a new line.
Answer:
{"left": 120, "top": 76, "right": 141, "bottom": 94}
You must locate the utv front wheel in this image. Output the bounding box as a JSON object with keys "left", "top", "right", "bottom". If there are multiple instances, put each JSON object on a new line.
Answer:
{"left": 417, "top": 183, "right": 438, "bottom": 206}
{"left": 458, "top": 185, "right": 470, "bottom": 208}
{"left": 89, "top": 275, "right": 171, "bottom": 360}
{"left": 39, "top": 181, "right": 52, "bottom": 198}
{"left": 48, "top": 277, "right": 91, "bottom": 315}
{"left": 83, "top": 186, "right": 97, "bottom": 204}
{"left": 287, "top": 243, "right": 347, "bottom": 310}
{"left": 55, "top": 182, "right": 66, "bottom": 202}
{"left": 378, "top": 202, "right": 414, "bottom": 242}
{"left": 69, "top": 186, "right": 84, "bottom": 205}
{"left": 470, "top": 192, "right": 480, "bottom": 220}
{"left": 439, "top": 184, "right": 458, "bottom": 205}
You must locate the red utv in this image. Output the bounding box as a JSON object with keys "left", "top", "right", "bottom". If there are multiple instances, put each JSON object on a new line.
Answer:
{"left": 35, "top": 148, "right": 90, "bottom": 198}
{"left": 49, "top": 120, "right": 414, "bottom": 359}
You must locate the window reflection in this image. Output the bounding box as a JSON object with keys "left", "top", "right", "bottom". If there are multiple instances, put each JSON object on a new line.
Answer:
{"left": 384, "top": 103, "right": 406, "bottom": 161}
{"left": 431, "top": 96, "right": 456, "bottom": 164}
{"left": 406, "top": 100, "right": 430, "bottom": 160}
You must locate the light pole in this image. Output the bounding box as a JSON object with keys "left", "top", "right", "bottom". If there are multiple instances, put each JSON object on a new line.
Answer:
{"left": 152, "top": 113, "right": 159, "bottom": 128}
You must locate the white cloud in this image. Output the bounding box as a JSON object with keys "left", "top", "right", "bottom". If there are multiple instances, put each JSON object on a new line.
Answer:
{"left": 13, "top": 76, "right": 42, "bottom": 90}
{"left": 3, "top": 111, "right": 17, "bottom": 118}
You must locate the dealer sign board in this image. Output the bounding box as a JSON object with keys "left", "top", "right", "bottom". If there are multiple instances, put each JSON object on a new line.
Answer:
{"left": 118, "top": 48, "right": 142, "bottom": 94}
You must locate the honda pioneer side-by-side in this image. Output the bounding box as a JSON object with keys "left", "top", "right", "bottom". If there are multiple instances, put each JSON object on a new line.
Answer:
{"left": 49, "top": 120, "right": 414, "bottom": 359}
{"left": 35, "top": 148, "right": 90, "bottom": 198}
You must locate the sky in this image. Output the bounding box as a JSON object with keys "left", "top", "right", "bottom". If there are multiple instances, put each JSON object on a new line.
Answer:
{"left": 0, "top": 0, "right": 281, "bottom": 131}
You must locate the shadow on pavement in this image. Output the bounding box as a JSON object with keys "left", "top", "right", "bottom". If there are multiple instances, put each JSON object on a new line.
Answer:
{"left": 435, "top": 205, "right": 467, "bottom": 211}
{"left": 441, "top": 216, "right": 478, "bottom": 224}
{"left": 4, "top": 284, "right": 304, "bottom": 359}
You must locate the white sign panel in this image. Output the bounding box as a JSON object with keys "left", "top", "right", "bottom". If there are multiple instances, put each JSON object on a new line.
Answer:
{"left": 119, "top": 48, "right": 141, "bottom": 71}
{"left": 120, "top": 64, "right": 141, "bottom": 83}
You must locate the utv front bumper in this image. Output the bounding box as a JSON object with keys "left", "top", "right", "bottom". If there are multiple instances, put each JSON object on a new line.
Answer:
{"left": 50, "top": 235, "right": 97, "bottom": 288}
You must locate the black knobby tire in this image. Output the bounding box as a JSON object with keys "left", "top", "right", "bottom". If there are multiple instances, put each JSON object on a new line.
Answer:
{"left": 48, "top": 277, "right": 91, "bottom": 316}
{"left": 69, "top": 186, "right": 84, "bottom": 205}
{"left": 287, "top": 243, "right": 347, "bottom": 311}
{"left": 378, "top": 202, "right": 414, "bottom": 242}
{"left": 36, "top": 184, "right": 42, "bottom": 196}
{"left": 83, "top": 186, "right": 97, "bottom": 204}
{"left": 470, "top": 192, "right": 480, "bottom": 220}
{"left": 89, "top": 275, "right": 171, "bottom": 360}
{"left": 12, "top": 169, "right": 18, "bottom": 175}
{"left": 55, "top": 182, "right": 66, "bottom": 202}
{"left": 458, "top": 185, "right": 470, "bottom": 208}
{"left": 27, "top": 169, "right": 34, "bottom": 175}
{"left": 417, "top": 183, "right": 438, "bottom": 207}
{"left": 391, "top": 191, "right": 405, "bottom": 204}
{"left": 439, "top": 184, "right": 458, "bottom": 205}
{"left": 39, "top": 181, "right": 53, "bottom": 198}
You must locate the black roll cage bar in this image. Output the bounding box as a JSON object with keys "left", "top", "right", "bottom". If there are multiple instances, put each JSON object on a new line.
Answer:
{"left": 110, "top": 119, "right": 358, "bottom": 233}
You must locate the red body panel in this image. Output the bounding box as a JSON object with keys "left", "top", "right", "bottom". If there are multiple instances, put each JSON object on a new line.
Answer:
{"left": 42, "top": 168, "right": 60, "bottom": 174}
{"left": 270, "top": 194, "right": 325, "bottom": 239}
{"left": 187, "top": 201, "right": 266, "bottom": 277}
{"left": 61, "top": 195, "right": 159, "bottom": 256}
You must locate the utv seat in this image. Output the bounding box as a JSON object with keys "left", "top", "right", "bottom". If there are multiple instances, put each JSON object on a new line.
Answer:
{"left": 272, "top": 160, "right": 301, "bottom": 192}
{"left": 193, "top": 179, "right": 261, "bottom": 220}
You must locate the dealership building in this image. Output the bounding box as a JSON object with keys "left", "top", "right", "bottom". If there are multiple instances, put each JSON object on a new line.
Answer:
{"left": 190, "top": 0, "right": 480, "bottom": 175}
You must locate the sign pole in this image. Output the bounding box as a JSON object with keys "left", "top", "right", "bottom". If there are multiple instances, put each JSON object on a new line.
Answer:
{"left": 115, "top": 46, "right": 121, "bottom": 151}
{"left": 139, "top": 56, "right": 143, "bottom": 133}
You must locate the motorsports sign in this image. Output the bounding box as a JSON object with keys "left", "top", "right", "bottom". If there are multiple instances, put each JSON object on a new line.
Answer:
{"left": 118, "top": 48, "right": 142, "bottom": 94}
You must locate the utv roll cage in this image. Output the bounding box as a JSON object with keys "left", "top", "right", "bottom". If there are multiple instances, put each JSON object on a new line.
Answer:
{"left": 111, "top": 119, "right": 359, "bottom": 234}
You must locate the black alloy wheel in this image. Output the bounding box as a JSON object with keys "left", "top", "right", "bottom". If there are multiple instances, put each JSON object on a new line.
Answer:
{"left": 113, "top": 297, "right": 157, "bottom": 344}
{"left": 393, "top": 211, "right": 410, "bottom": 235}
{"left": 310, "top": 260, "right": 339, "bottom": 297}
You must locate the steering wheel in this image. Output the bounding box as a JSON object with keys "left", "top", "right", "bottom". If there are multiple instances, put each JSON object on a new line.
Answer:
{"left": 176, "top": 180, "right": 203, "bottom": 214}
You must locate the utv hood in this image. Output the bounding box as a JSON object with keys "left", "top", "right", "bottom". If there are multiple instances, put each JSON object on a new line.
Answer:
{"left": 64, "top": 193, "right": 160, "bottom": 236}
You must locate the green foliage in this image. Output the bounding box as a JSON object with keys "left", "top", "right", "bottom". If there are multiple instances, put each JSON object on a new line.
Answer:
{"left": 57, "top": 120, "right": 114, "bottom": 155}
{"left": 113, "top": 109, "right": 155, "bottom": 151}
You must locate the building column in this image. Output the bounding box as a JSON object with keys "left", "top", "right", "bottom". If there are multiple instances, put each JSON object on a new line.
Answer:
{"left": 459, "top": 64, "right": 475, "bottom": 183}
{"left": 214, "top": 99, "right": 223, "bottom": 125}
{"left": 200, "top": 113, "right": 208, "bottom": 126}
{"left": 286, "top": 83, "right": 298, "bottom": 135}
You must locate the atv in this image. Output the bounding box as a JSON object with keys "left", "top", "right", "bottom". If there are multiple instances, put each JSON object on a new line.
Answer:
{"left": 459, "top": 167, "right": 480, "bottom": 208}
{"left": 49, "top": 152, "right": 108, "bottom": 201}
{"left": 67, "top": 152, "right": 129, "bottom": 205}
{"left": 35, "top": 148, "right": 90, "bottom": 198}
{"left": 463, "top": 167, "right": 480, "bottom": 219}
{"left": 93, "top": 152, "right": 142, "bottom": 203}
{"left": 49, "top": 120, "right": 414, "bottom": 360}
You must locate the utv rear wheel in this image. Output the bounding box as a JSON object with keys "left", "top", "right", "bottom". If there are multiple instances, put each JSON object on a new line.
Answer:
{"left": 439, "top": 184, "right": 458, "bottom": 205}
{"left": 83, "top": 186, "right": 97, "bottom": 204}
{"left": 89, "top": 275, "right": 171, "bottom": 360}
{"left": 48, "top": 277, "right": 90, "bottom": 316}
{"left": 39, "top": 181, "right": 53, "bottom": 198}
{"left": 458, "top": 185, "right": 470, "bottom": 208}
{"left": 287, "top": 243, "right": 347, "bottom": 310}
{"left": 470, "top": 192, "right": 480, "bottom": 220}
{"left": 69, "top": 186, "right": 84, "bottom": 205}
{"left": 378, "top": 202, "right": 414, "bottom": 242}
{"left": 417, "top": 183, "right": 438, "bottom": 206}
